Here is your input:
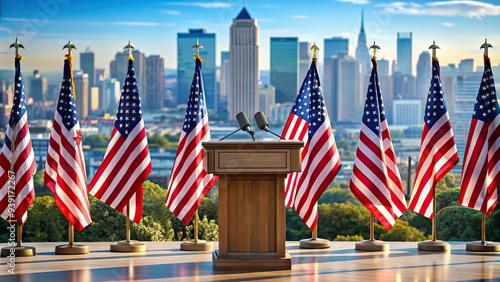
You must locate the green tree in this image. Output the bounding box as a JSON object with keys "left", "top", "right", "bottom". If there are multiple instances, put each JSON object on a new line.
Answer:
{"left": 379, "top": 220, "right": 428, "bottom": 241}
{"left": 23, "top": 196, "right": 67, "bottom": 242}
{"left": 319, "top": 187, "right": 360, "bottom": 205}
{"left": 318, "top": 203, "right": 371, "bottom": 240}
{"left": 83, "top": 134, "right": 110, "bottom": 149}
{"left": 33, "top": 170, "right": 50, "bottom": 196}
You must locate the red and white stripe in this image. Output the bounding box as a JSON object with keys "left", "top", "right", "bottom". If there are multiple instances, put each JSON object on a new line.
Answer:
{"left": 0, "top": 115, "right": 36, "bottom": 224}
{"left": 459, "top": 112, "right": 500, "bottom": 215}
{"left": 408, "top": 114, "right": 459, "bottom": 219}
{"left": 350, "top": 120, "right": 407, "bottom": 230}
{"left": 45, "top": 114, "right": 92, "bottom": 232}
{"left": 165, "top": 113, "right": 218, "bottom": 225}
{"left": 89, "top": 123, "right": 152, "bottom": 223}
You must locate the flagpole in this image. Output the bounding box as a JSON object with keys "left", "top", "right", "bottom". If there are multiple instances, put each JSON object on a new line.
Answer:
{"left": 180, "top": 38, "right": 213, "bottom": 252}
{"left": 465, "top": 39, "right": 499, "bottom": 252}
{"left": 1, "top": 38, "right": 36, "bottom": 258}
{"left": 299, "top": 43, "right": 330, "bottom": 249}
{"left": 108, "top": 41, "right": 146, "bottom": 253}
{"left": 417, "top": 41, "right": 450, "bottom": 252}
{"left": 354, "top": 42, "right": 389, "bottom": 252}
{"left": 53, "top": 41, "right": 90, "bottom": 255}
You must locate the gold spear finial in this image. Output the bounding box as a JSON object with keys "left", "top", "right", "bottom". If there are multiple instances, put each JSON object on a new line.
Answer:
{"left": 192, "top": 38, "right": 204, "bottom": 62}
{"left": 63, "top": 40, "right": 77, "bottom": 55}
{"left": 369, "top": 41, "right": 381, "bottom": 58}
{"left": 428, "top": 40, "right": 440, "bottom": 58}
{"left": 310, "top": 42, "right": 319, "bottom": 59}
{"left": 123, "top": 40, "right": 135, "bottom": 60}
{"left": 9, "top": 37, "right": 25, "bottom": 58}
{"left": 480, "top": 38, "right": 493, "bottom": 57}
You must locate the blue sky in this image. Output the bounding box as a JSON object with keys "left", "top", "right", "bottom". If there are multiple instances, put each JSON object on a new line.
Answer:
{"left": 1, "top": 0, "right": 500, "bottom": 74}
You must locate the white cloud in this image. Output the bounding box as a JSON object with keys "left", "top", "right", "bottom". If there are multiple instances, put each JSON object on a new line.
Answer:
{"left": 336, "top": 0, "right": 370, "bottom": 4}
{"left": 378, "top": 1, "right": 500, "bottom": 19}
{"left": 441, "top": 22, "right": 455, "bottom": 27}
{"left": 167, "top": 2, "right": 232, "bottom": 9}
{"left": 291, "top": 15, "right": 310, "bottom": 19}
{"left": 164, "top": 10, "right": 181, "bottom": 15}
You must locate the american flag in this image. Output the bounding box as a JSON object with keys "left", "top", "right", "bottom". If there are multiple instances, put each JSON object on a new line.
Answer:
{"left": 409, "top": 57, "right": 459, "bottom": 219}
{"left": 350, "top": 57, "right": 407, "bottom": 230}
{"left": 281, "top": 60, "right": 341, "bottom": 230}
{"left": 44, "top": 56, "right": 92, "bottom": 232}
{"left": 0, "top": 56, "right": 36, "bottom": 225}
{"left": 165, "top": 57, "right": 218, "bottom": 225}
{"left": 89, "top": 58, "right": 152, "bottom": 223}
{"left": 459, "top": 55, "right": 500, "bottom": 215}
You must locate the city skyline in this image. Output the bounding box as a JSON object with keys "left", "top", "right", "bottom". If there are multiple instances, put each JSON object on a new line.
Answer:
{"left": 1, "top": 0, "right": 500, "bottom": 75}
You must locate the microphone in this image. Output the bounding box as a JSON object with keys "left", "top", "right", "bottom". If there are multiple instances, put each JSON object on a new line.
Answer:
{"left": 236, "top": 112, "right": 256, "bottom": 141}
{"left": 254, "top": 111, "right": 286, "bottom": 140}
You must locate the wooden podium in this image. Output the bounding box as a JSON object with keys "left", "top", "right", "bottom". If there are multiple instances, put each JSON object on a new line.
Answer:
{"left": 203, "top": 140, "right": 303, "bottom": 271}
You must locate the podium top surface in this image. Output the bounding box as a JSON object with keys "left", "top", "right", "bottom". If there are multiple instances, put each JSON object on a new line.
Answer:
{"left": 202, "top": 140, "right": 304, "bottom": 150}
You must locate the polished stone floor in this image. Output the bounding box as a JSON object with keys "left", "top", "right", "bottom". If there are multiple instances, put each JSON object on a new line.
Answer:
{"left": 1, "top": 241, "right": 499, "bottom": 281}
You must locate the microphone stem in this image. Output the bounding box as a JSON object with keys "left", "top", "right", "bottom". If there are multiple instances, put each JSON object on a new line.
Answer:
{"left": 266, "top": 129, "right": 286, "bottom": 140}
{"left": 219, "top": 128, "right": 241, "bottom": 141}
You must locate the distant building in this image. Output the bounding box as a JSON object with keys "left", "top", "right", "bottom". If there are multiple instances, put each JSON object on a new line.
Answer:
{"left": 73, "top": 70, "right": 89, "bottom": 119}
{"left": 177, "top": 29, "right": 216, "bottom": 111}
{"left": 397, "top": 32, "right": 413, "bottom": 75}
{"left": 416, "top": 51, "right": 431, "bottom": 101}
{"left": 259, "top": 84, "right": 275, "bottom": 117}
{"left": 229, "top": 7, "right": 259, "bottom": 120}
{"left": 270, "top": 37, "right": 298, "bottom": 104}
{"left": 393, "top": 99, "right": 422, "bottom": 125}
{"left": 378, "top": 59, "right": 390, "bottom": 76}
{"left": 459, "top": 59, "right": 474, "bottom": 74}
{"left": 30, "top": 70, "right": 48, "bottom": 102}
{"left": 219, "top": 51, "right": 230, "bottom": 117}
{"left": 80, "top": 49, "right": 95, "bottom": 87}
{"left": 355, "top": 10, "right": 371, "bottom": 75}
{"left": 101, "top": 78, "right": 121, "bottom": 113}
{"left": 324, "top": 37, "right": 348, "bottom": 59}
{"left": 110, "top": 50, "right": 147, "bottom": 105}
{"left": 299, "top": 42, "right": 311, "bottom": 83}
{"left": 146, "top": 55, "right": 164, "bottom": 110}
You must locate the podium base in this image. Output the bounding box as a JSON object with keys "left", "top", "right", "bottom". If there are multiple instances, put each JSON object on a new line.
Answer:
{"left": 1, "top": 246, "right": 36, "bottom": 257}
{"left": 466, "top": 241, "right": 500, "bottom": 252}
{"left": 418, "top": 240, "right": 450, "bottom": 252}
{"left": 55, "top": 244, "right": 89, "bottom": 255}
{"left": 110, "top": 240, "right": 146, "bottom": 252}
{"left": 355, "top": 240, "right": 390, "bottom": 251}
{"left": 299, "top": 238, "right": 330, "bottom": 249}
{"left": 212, "top": 250, "right": 291, "bottom": 271}
{"left": 180, "top": 239, "right": 213, "bottom": 251}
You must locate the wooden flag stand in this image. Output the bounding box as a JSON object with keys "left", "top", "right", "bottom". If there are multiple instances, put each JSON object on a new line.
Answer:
{"left": 180, "top": 211, "right": 213, "bottom": 251}
{"left": 355, "top": 214, "right": 389, "bottom": 251}
{"left": 465, "top": 40, "right": 499, "bottom": 253}
{"left": 299, "top": 218, "right": 330, "bottom": 249}
{"left": 110, "top": 204, "right": 146, "bottom": 252}
{"left": 55, "top": 224, "right": 89, "bottom": 255}
{"left": 1, "top": 43, "right": 36, "bottom": 257}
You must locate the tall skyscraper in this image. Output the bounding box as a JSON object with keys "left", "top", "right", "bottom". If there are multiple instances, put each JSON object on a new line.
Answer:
{"left": 229, "top": 7, "right": 259, "bottom": 120}
{"left": 355, "top": 10, "right": 371, "bottom": 75}
{"left": 80, "top": 48, "right": 95, "bottom": 87}
{"left": 299, "top": 42, "right": 311, "bottom": 83}
{"left": 219, "top": 51, "right": 230, "bottom": 117}
{"left": 378, "top": 58, "right": 390, "bottom": 76}
{"left": 323, "top": 53, "right": 362, "bottom": 123}
{"left": 73, "top": 70, "right": 89, "bottom": 119}
{"left": 397, "top": 32, "right": 413, "bottom": 75}
{"left": 324, "top": 37, "right": 348, "bottom": 59}
{"left": 145, "top": 55, "right": 164, "bottom": 110}
{"left": 30, "top": 70, "right": 48, "bottom": 102}
{"left": 416, "top": 51, "right": 431, "bottom": 99}
{"left": 459, "top": 59, "right": 474, "bottom": 73}
{"left": 270, "top": 37, "right": 299, "bottom": 104}
{"left": 177, "top": 29, "right": 216, "bottom": 111}
{"left": 109, "top": 49, "right": 147, "bottom": 105}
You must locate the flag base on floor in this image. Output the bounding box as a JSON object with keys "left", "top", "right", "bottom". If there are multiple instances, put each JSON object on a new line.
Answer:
{"left": 180, "top": 239, "right": 213, "bottom": 251}
{"left": 355, "top": 240, "right": 389, "bottom": 251}
{"left": 299, "top": 238, "right": 330, "bottom": 249}
{"left": 466, "top": 241, "right": 500, "bottom": 252}
{"left": 110, "top": 240, "right": 146, "bottom": 252}
{"left": 55, "top": 244, "right": 89, "bottom": 255}
{"left": 418, "top": 240, "right": 450, "bottom": 252}
{"left": 1, "top": 246, "right": 36, "bottom": 257}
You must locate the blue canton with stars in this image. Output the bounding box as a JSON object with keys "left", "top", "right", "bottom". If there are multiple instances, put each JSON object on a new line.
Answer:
{"left": 292, "top": 60, "right": 327, "bottom": 135}
{"left": 182, "top": 58, "right": 207, "bottom": 135}
{"left": 115, "top": 59, "right": 143, "bottom": 138}
{"left": 424, "top": 59, "right": 448, "bottom": 127}
{"left": 472, "top": 58, "right": 499, "bottom": 122}
{"left": 57, "top": 59, "right": 79, "bottom": 131}
{"left": 362, "top": 59, "right": 387, "bottom": 136}
{"left": 9, "top": 57, "right": 27, "bottom": 129}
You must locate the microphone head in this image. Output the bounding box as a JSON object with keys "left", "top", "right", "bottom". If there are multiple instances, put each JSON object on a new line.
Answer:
{"left": 236, "top": 112, "right": 251, "bottom": 130}
{"left": 254, "top": 111, "right": 269, "bottom": 131}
